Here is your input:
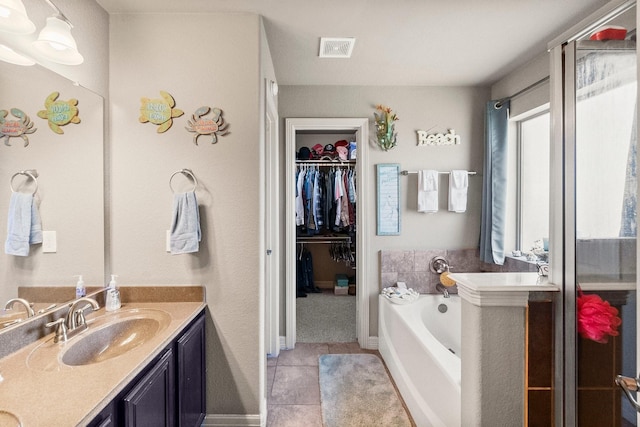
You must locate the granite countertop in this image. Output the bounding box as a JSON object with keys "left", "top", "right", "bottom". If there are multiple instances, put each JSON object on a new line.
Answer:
{"left": 0, "top": 301, "right": 205, "bottom": 426}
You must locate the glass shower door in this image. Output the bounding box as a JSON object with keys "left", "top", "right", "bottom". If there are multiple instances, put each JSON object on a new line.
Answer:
{"left": 572, "top": 39, "right": 637, "bottom": 426}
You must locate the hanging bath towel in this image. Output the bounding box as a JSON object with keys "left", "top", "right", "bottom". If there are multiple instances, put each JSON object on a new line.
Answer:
{"left": 5, "top": 192, "right": 42, "bottom": 256}
{"left": 448, "top": 170, "right": 468, "bottom": 213}
{"left": 418, "top": 170, "right": 438, "bottom": 213}
{"left": 170, "top": 191, "right": 201, "bottom": 254}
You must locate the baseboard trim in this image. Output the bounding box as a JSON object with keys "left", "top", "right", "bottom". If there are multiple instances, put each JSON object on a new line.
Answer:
{"left": 203, "top": 413, "right": 262, "bottom": 427}
{"left": 281, "top": 335, "right": 378, "bottom": 350}
{"left": 366, "top": 336, "right": 379, "bottom": 350}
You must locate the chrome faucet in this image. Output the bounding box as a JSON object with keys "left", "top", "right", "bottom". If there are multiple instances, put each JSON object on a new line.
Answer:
{"left": 436, "top": 283, "right": 450, "bottom": 298}
{"left": 5, "top": 298, "right": 35, "bottom": 317}
{"left": 65, "top": 297, "right": 100, "bottom": 330}
{"left": 46, "top": 297, "right": 100, "bottom": 343}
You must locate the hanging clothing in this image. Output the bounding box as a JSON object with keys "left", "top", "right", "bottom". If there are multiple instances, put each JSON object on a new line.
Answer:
{"left": 295, "top": 165, "right": 356, "bottom": 236}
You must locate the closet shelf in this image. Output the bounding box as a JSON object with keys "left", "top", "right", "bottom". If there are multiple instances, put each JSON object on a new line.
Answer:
{"left": 296, "top": 160, "right": 355, "bottom": 167}
{"left": 297, "top": 235, "right": 352, "bottom": 243}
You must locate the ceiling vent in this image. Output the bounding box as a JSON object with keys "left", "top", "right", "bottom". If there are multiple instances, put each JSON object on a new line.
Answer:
{"left": 319, "top": 37, "right": 356, "bottom": 58}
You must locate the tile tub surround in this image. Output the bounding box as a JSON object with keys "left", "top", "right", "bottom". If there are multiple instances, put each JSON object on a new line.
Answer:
{"left": 0, "top": 301, "right": 205, "bottom": 426}
{"left": 380, "top": 249, "right": 536, "bottom": 294}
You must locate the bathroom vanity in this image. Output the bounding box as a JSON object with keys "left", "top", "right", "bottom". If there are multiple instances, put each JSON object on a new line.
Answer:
{"left": 0, "top": 300, "right": 206, "bottom": 426}
{"left": 88, "top": 309, "right": 205, "bottom": 427}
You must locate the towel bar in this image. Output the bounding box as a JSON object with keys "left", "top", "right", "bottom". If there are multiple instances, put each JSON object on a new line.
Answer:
{"left": 169, "top": 169, "right": 197, "bottom": 193}
{"left": 10, "top": 170, "right": 38, "bottom": 194}
{"left": 400, "top": 170, "right": 477, "bottom": 176}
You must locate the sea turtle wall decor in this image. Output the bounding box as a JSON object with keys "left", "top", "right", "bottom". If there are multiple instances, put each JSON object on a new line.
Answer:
{"left": 139, "top": 90, "right": 184, "bottom": 133}
{"left": 0, "top": 108, "right": 36, "bottom": 147}
{"left": 37, "top": 92, "right": 80, "bottom": 134}
{"left": 185, "top": 106, "right": 230, "bottom": 145}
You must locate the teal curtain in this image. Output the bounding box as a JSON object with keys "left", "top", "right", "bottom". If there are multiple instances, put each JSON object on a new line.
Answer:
{"left": 480, "top": 100, "right": 509, "bottom": 265}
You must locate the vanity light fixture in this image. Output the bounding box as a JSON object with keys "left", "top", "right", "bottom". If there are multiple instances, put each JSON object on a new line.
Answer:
{"left": 0, "top": 0, "right": 36, "bottom": 34}
{"left": 0, "top": 43, "right": 34, "bottom": 65}
{"left": 32, "top": 15, "right": 83, "bottom": 65}
{"left": 0, "top": 0, "right": 83, "bottom": 66}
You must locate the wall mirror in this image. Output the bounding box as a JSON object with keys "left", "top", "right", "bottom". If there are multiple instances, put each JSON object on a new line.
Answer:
{"left": 0, "top": 60, "right": 104, "bottom": 331}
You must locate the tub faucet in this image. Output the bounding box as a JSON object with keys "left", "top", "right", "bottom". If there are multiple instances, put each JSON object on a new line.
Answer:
{"left": 436, "top": 283, "right": 450, "bottom": 298}
{"left": 5, "top": 298, "right": 35, "bottom": 317}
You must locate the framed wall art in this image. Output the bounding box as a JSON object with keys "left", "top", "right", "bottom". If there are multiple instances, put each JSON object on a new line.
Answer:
{"left": 376, "top": 163, "right": 400, "bottom": 235}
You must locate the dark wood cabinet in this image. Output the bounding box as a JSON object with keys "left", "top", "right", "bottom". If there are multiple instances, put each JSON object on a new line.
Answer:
{"left": 124, "top": 349, "right": 175, "bottom": 427}
{"left": 88, "top": 310, "right": 205, "bottom": 427}
{"left": 86, "top": 401, "right": 115, "bottom": 427}
{"left": 177, "top": 315, "right": 206, "bottom": 426}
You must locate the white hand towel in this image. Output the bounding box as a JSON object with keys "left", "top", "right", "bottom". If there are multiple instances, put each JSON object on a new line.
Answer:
{"left": 5, "top": 192, "right": 42, "bottom": 256}
{"left": 170, "top": 191, "right": 201, "bottom": 254}
{"left": 418, "top": 170, "right": 438, "bottom": 213}
{"left": 448, "top": 170, "right": 468, "bottom": 213}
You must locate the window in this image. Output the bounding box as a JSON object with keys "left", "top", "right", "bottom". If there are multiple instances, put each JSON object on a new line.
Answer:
{"left": 517, "top": 111, "right": 550, "bottom": 252}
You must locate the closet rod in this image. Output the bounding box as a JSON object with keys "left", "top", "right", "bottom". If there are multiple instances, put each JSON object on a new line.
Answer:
{"left": 297, "top": 236, "right": 351, "bottom": 243}
{"left": 296, "top": 162, "right": 355, "bottom": 167}
{"left": 400, "top": 170, "right": 477, "bottom": 176}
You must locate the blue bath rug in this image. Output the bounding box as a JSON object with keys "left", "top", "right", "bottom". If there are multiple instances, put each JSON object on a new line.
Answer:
{"left": 318, "top": 354, "right": 412, "bottom": 427}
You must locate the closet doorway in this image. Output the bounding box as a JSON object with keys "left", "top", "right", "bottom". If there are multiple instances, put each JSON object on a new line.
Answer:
{"left": 284, "top": 118, "right": 369, "bottom": 349}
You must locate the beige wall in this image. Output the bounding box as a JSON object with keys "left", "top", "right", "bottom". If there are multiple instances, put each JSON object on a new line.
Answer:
{"left": 279, "top": 85, "right": 490, "bottom": 336}
{"left": 109, "top": 13, "right": 265, "bottom": 416}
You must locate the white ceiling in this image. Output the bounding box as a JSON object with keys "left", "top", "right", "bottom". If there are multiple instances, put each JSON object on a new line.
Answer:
{"left": 97, "top": 0, "right": 614, "bottom": 87}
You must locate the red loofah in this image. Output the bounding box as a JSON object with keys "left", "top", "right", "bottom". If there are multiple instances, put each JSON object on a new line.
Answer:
{"left": 577, "top": 288, "right": 622, "bottom": 344}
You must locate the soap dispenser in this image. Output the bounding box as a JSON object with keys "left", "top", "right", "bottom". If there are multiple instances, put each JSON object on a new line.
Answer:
{"left": 105, "top": 274, "right": 121, "bottom": 311}
{"left": 74, "top": 275, "right": 86, "bottom": 298}
{"left": 107, "top": 274, "right": 118, "bottom": 290}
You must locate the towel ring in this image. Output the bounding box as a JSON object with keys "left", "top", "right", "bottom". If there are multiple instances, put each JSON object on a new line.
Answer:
{"left": 169, "top": 169, "right": 197, "bottom": 193}
{"left": 10, "top": 170, "right": 38, "bottom": 195}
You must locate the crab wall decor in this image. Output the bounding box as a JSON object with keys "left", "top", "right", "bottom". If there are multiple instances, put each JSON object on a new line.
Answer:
{"left": 37, "top": 92, "right": 80, "bottom": 134}
{"left": 0, "top": 108, "right": 36, "bottom": 147}
{"left": 185, "top": 106, "right": 230, "bottom": 145}
{"left": 139, "top": 90, "right": 184, "bottom": 133}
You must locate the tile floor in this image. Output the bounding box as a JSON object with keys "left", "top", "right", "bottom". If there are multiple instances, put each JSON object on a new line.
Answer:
{"left": 266, "top": 342, "right": 414, "bottom": 427}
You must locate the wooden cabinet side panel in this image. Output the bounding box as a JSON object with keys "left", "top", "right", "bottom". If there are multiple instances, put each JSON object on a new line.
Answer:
{"left": 177, "top": 315, "right": 206, "bottom": 427}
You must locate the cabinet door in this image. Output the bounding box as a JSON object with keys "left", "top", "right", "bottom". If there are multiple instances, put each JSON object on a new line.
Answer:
{"left": 177, "top": 315, "right": 206, "bottom": 426}
{"left": 123, "top": 349, "right": 175, "bottom": 427}
{"left": 87, "top": 401, "right": 115, "bottom": 427}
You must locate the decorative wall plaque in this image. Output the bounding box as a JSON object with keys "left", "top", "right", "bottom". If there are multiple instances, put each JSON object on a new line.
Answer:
{"left": 185, "top": 106, "right": 230, "bottom": 145}
{"left": 416, "top": 129, "right": 461, "bottom": 146}
{"left": 0, "top": 108, "right": 36, "bottom": 147}
{"left": 139, "top": 90, "right": 184, "bottom": 133}
{"left": 37, "top": 91, "right": 80, "bottom": 134}
{"left": 376, "top": 163, "right": 401, "bottom": 235}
